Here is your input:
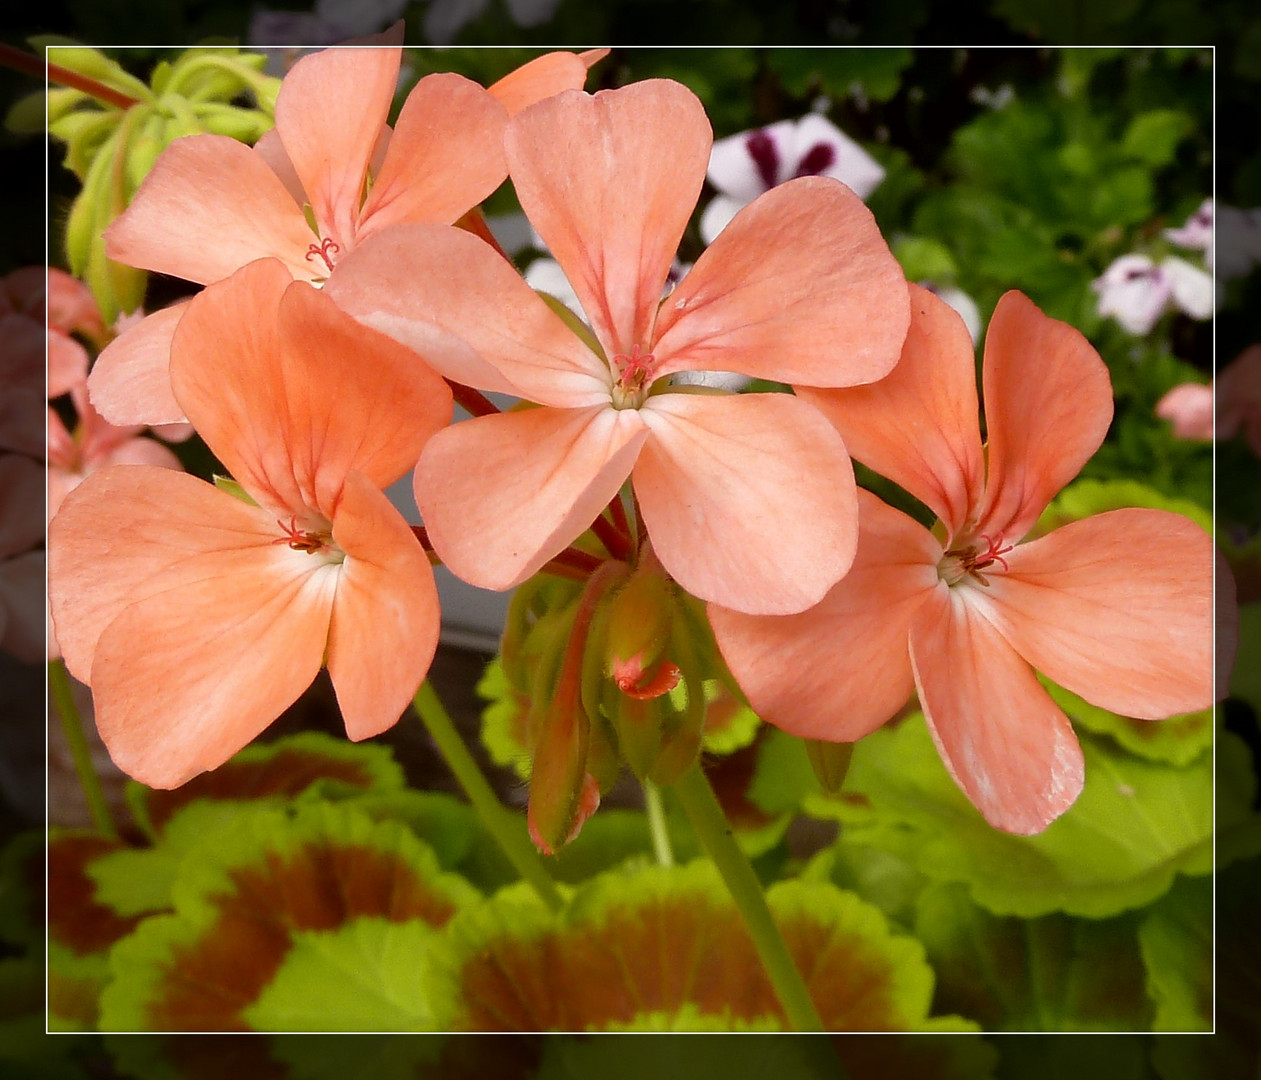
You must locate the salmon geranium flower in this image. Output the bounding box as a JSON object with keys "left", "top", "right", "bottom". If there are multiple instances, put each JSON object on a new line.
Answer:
{"left": 48, "top": 259, "right": 452, "bottom": 788}
{"left": 89, "top": 35, "right": 521, "bottom": 429}
{"left": 709, "top": 286, "right": 1215, "bottom": 833}
{"left": 326, "top": 79, "right": 910, "bottom": 616}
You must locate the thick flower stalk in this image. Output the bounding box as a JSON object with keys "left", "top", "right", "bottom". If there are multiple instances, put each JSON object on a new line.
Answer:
{"left": 710, "top": 286, "right": 1214, "bottom": 833}
{"left": 48, "top": 259, "right": 452, "bottom": 787}
{"left": 328, "top": 78, "right": 910, "bottom": 616}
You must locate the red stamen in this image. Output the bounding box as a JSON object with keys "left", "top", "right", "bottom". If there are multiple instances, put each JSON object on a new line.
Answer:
{"left": 944, "top": 532, "right": 1014, "bottom": 587}
{"left": 612, "top": 344, "right": 656, "bottom": 392}
{"left": 305, "top": 237, "right": 340, "bottom": 273}
{"left": 273, "top": 516, "right": 328, "bottom": 554}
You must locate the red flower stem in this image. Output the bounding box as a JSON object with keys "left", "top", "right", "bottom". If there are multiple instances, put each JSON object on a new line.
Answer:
{"left": 590, "top": 512, "right": 632, "bottom": 562}
{"left": 606, "top": 487, "right": 631, "bottom": 539}
{"left": 0, "top": 43, "right": 141, "bottom": 109}
{"left": 445, "top": 379, "right": 500, "bottom": 418}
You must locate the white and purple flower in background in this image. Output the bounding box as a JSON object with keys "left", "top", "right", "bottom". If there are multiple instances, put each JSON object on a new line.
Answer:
{"left": 1092, "top": 253, "right": 1213, "bottom": 336}
{"left": 699, "top": 113, "right": 885, "bottom": 244}
{"left": 1164, "top": 198, "right": 1212, "bottom": 254}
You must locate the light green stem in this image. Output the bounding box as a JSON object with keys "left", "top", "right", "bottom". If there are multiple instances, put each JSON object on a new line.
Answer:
{"left": 48, "top": 660, "right": 118, "bottom": 840}
{"left": 672, "top": 762, "right": 827, "bottom": 1035}
{"left": 642, "top": 780, "right": 674, "bottom": 868}
{"left": 412, "top": 681, "right": 563, "bottom": 912}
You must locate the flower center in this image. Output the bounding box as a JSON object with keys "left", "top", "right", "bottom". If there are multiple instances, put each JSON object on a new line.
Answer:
{"left": 610, "top": 344, "right": 658, "bottom": 410}
{"left": 938, "top": 532, "right": 1013, "bottom": 588}
{"left": 305, "top": 236, "right": 340, "bottom": 280}
{"left": 273, "top": 515, "right": 344, "bottom": 563}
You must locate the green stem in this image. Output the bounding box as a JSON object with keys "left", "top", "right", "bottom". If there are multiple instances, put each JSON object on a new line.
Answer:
{"left": 672, "top": 762, "right": 827, "bottom": 1034}
{"left": 642, "top": 780, "right": 674, "bottom": 868}
{"left": 412, "top": 681, "right": 563, "bottom": 912}
{"left": 48, "top": 660, "right": 119, "bottom": 840}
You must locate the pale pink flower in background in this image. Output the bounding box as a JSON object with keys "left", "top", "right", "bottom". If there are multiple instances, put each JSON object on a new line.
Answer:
{"left": 1164, "top": 198, "right": 1212, "bottom": 253}
{"left": 1093, "top": 253, "right": 1212, "bottom": 335}
{"left": 47, "top": 384, "right": 183, "bottom": 524}
{"left": 700, "top": 113, "right": 885, "bottom": 243}
{"left": 1155, "top": 383, "right": 1213, "bottom": 442}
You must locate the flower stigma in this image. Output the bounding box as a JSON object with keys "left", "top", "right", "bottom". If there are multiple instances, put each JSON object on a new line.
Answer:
{"left": 273, "top": 514, "right": 345, "bottom": 564}
{"left": 305, "top": 236, "right": 340, "bottom": 280}
{"left": 938, "top": 532, "right": 1013, "bottom": 588}
{"left": 610, "top": 344, "right": 658, "bottom": 410}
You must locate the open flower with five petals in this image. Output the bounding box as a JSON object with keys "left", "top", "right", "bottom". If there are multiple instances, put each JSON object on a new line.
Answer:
{"left": 90, "top": 37, "right": 514, "bottom": 428}
{"left": 710, "top": 286, "right": 1214, "bottom": 832}
{"left": 328, "top": 79, "right": 910, "bottom": 616}
{"left": 49, "top": 259, "right": 452, "bottom": 788}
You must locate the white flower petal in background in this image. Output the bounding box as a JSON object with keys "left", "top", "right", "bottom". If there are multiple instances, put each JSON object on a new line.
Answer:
{"left": 920, "top": 282, "right": 981, "bottom": 343}
{"left": 524, "top": 257, "right": 588, "bottom": 322}
{"left": 1163, "top": 255, "right": 1214, "bottom": 320}
{"left": 1093, "top": 254, "right": 1170, "bottom": 336}
{"left": 701, "top": 114, "right": 885, "bottom": 244}
{"left": 1164, "top": 197, "right": 1212, "bottom": 252}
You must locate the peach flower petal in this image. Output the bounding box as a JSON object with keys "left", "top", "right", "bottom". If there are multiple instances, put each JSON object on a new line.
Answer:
{"left": 983, "top": 509, "right": 1214, "bottom": 719}
{"left": 909, "top": 586, "right": 1085, "bottom": 834}
{"left": 799, "top": 283, "right": 983, "bottom": 536}
{"left": 326, "top": 472, "right": 440, "bottom": 741}
{"left": 653, "top": 177, "right": 910, "bottom": 390}
{"left": 975, "top": 291, "right": 1113, "bottom": 542}
{"left": 634, "top": 391, "right": 858, "bottom": 615}
{"left": 48, "top": 466, "right": 295, "bottom": 686}
{"left": 88, "top": 301, "right": 191, "bottom": 427}
{"left": 506, "top": 80, "right": 711, "bottom": 358}
{"left": 170, "top": 260, "right": 452, "bottom": 519}
{"left": 414, "top": 404, "right": 649, "bottom": 590}
{"left": 89, "top": 527, "right": 337, "bottom": 788}
{"left": 359, "top": 73, "right": 508, "bottom": 237}
{"left": 273, "top": 42, "right": 401, "bottom": 247}
{"left": 103, "top": 135, "right": 315, "bottom": 284}
{"left": 488, "top": 49, "right": 606, "bottom": 116}
{"left": 328, "top": 223, "right": 609, "bottom": 406}
{"left": 252, "top": 129, "right": 307, "bottom": 206}
{"left": 708, "top": 490, "right": 939, "bottom": 739}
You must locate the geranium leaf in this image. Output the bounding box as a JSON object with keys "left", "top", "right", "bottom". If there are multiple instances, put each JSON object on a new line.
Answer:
{"left": 127, "top": 731, "right": 406, "bottom": 838}
{"left": 914, "top": 882, "right": 1151, "bottom": 1030}
{"left": 820, "top": 713, "right": 1253, "bottom": 918}
{"left": 99, "top": 803, "right": 478, "bottom": 1031}
{"left": 435, "top": 860, "right": 968, "bottom": 1033}
{"left": 1137, "top": 875, "right": 1210, "bottom": 1031}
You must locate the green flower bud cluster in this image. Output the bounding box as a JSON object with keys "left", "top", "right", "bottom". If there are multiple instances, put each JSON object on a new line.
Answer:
{"left": 8, "top": 41, "right": 280, "bottom": 323}
{"left": 490, "top": 549, "right": 744, "bottom": 853}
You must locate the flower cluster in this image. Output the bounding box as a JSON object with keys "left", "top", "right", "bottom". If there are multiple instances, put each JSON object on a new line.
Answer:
{"left": 47, "top": 42, "right": 1214, "bottom": 847}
